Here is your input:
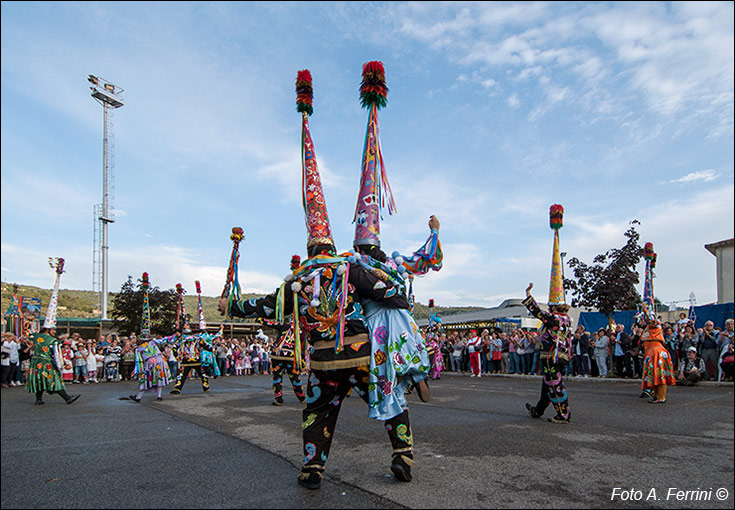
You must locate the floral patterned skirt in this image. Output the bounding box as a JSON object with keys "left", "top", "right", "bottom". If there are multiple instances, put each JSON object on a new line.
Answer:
{"left": 641, "top": 343, "right": 676, "bottom": 389}
{"left": 25, "top": 355, "right": 65, "bottom": 393}
{"left": 136, "top": 354, "right": 173, "bottom": 390}
{"left": 366, "top": 302, "right": 430, "bottom": 421}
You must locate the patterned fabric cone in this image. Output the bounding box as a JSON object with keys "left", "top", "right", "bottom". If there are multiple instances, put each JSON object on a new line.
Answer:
{"left": 548, "top": 205, "right": 565, "bottom": 306}
{"left": 176, "top": 283, "right": 191, "bottom": 333}
{"left": 196, "top": 280, "right": 206, "bottom": 331}
{"left": 354, "top": 61, "right": 395, "bottom": 248}
{"left": 297, "top": 70, "right": 334, "bottom": 248}
{"left": 641, "top": 242, "right": 657, "bottom": 323}
{"left": 43, "top": 258, "right": 65, "bottom": 329}
{"left": 141, "top": 272, "right": 151, "bottom": 337}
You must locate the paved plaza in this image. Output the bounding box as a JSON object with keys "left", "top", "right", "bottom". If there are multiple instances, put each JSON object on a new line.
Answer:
{"left": 2, "top": 373, "right": 733, "bottom": 509}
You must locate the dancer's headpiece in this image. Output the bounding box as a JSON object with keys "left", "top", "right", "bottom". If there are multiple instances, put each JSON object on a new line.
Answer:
{"left": 353, "top": 61, "right": 395, "bottom": 248}
{"left": 297, "top": 69, "right": 334, "bottom": 249}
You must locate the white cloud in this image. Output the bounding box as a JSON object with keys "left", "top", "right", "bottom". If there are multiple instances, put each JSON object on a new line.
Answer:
{"left": 666, "top": 170, "right": 718, "bottom": 184}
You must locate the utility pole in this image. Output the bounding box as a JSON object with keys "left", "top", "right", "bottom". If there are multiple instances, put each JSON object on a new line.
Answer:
{"left": 89, "top": 75, "right": 124, "bottom": 320}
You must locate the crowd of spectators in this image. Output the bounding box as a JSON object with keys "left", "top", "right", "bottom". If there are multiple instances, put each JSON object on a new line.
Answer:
{"left": 428, "top": 314, "right": 734, "bottom": 383}
{"left": 2, "top": 315, "right": 732, "bottom": 390}
{"left": 0, "top": 330, "right": 284, "bottom": 389}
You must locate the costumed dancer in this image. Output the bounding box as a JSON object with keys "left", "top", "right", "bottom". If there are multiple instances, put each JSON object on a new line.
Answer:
{"left": 170, "top": 284, "right": 219, "bottom": 394}
{"left": 129, "top": 273, "right": 179, "bottom": 403}
{"left": 638, "top": 244, "right": 676, "bottom": 403}
{"left": 267, "top": 255, "right": 306, "bottom": 406}
{"left": 25, "top": 258, "right": 80, "bottom": 406}
{"left": 523, "top": 205, "right": 572, "bottom": 424}
{"left": 349, "top": 61, "right": 443, "bottom": 414}
{"left": 218, "top": 68, "right": 415, "bottom": 489}
{"left": 195, "top": 280, "right": 220, "bottom": 378}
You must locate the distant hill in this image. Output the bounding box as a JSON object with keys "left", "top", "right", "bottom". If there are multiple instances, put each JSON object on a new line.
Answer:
{"left": 1, "top": 281, "right": 487, "bottom": 323}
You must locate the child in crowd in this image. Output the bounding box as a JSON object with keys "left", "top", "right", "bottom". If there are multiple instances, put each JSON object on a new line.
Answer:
{"left": 234, "top": 347, "right": 244, "bottom": 376}
{"left": 95, "top": 348, "right": 105, "bottom": 382}
{"left": 86, "top": 343, "right": 97, "bottom": 383}
{"left": 243, "top": 352, "right": 252, "bottom": 375}
{"left": 61, "top": 340, "right": 74, "bottom": 383}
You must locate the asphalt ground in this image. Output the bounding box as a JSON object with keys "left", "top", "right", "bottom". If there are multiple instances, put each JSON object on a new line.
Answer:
{"left": 1, "top": 372, "right": 733, "bottom": 509}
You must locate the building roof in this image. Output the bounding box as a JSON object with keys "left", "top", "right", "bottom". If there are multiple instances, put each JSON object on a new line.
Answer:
{"left": 705, "top": 238, "right": 734, "bottom": 256}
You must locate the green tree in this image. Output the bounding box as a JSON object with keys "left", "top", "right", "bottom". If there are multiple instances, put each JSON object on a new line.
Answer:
{"left": 109, "top": 276, "right": 181, "bottom": 336}
{"left": 563, "top": 221, "right": 645, "bottom": 320}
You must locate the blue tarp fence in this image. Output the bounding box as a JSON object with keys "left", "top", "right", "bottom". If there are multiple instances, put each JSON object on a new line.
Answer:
{"left": 578, "top": 302, "right": 734, "bottom": 333}
{"left": 690, "top": 302, "right": 734, "bottom": 330}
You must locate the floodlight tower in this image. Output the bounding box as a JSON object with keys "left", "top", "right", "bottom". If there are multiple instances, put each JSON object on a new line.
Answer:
{"left": 89, "top": 75, "right": 124, "bottom": 320}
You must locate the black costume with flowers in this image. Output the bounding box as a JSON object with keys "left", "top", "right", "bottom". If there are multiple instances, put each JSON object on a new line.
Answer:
{"left": 229, "top": 261, "right": 414, "bottom": 484}
{"left": 268, "top": 321, "right": 306, "bottom": 405}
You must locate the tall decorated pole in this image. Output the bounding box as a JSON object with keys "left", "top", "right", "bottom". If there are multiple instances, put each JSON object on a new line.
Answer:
{"left": 353, "top": 60, "right": 395, "bottom": 248}
{"left": 221, "top": 227, "right": 244, "bottom": 319}
{"left": 195, "top": 280, "right": 207, "bottom": 331}
{"left": 140, "top": 272, "right": 151, "bottom": 337}
{"left": 643, "top": 242, "right": 656, "bottom": 318}
{"left": 548, "top": 205, "right": 565, "bottom": 306}
{"left": 175, "top": 283, "right": 184, "bottom": 332}
{"left": 5, "top": 284, "right": 23, "bottom": 337}
{"left": 44, "top": 258, "right": 65, "bottom": 330}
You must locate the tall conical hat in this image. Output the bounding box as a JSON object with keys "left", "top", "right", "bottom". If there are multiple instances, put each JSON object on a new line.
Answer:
{"left": 140, "top": 272, "right": 151, "bottom": 338}
{"left": 548, "top": 205, "right": 565, "bottom": 306}
{"left": 175, "top": 283, "right": 192, "bottom": 334}
{"left": 43, "top": 258, "right": 65, "bottom": 329}
{"left": 195, "top": 280, "right": 206, "bottom": 331}
{"left": 639, "top": 242, "right": 658, "bottom": 324}
{"left": 297, "top": 69, "right": 334, "bottom": 249}
{"left": 353, "top": 61, "right": 395, "bottom": 248}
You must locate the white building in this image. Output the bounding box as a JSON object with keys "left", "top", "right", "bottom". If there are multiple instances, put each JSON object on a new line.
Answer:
{"left": 705, "top": 238, "right": 734, "bottom": 304}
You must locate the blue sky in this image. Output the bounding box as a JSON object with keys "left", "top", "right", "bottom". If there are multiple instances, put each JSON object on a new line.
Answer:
{"left": 1, "top": 1, "right": 733, "bottom": 309}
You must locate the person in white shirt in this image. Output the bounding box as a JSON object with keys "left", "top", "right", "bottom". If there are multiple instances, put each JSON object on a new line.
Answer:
{"left": 467, "top": 330, "right": 483, "bottom": 377}
{"left": 2, "top": 334, "right": 21, "bottom": 387}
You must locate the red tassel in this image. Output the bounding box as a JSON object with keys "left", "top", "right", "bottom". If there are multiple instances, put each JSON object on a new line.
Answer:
{"left": 176, "top": 283, "right": 184, "bottom": 295}
{"left": 296, "top": 69, "right": 314, "bottom": 115}
{"left": 549, "top": 204, "right": 564, "bottom": 230}
{"left": 290, "top": 255, "right": 301, "bottom": 270}
{"left": 195, "top": 280, "right": 201, "bottom": 294}
{"left": 644, "top": 242, "right": 654, "bottom": 261}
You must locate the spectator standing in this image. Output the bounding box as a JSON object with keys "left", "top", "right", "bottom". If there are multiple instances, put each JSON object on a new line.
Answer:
{"left": 86, "top": 342, "right": 98, "bottom": 383}
{"left": 677, "top": 346, "right": 706, "bottom": 386}
{"left": 488, "top": 332, "right": 503, "bottom": 374}
{"left": 592, "top": 329, "right": 610, "bottom": 377}
{"left": 19, "top": 336, "right": 33, "bottom": 385}
{"left": 165, "top": 345, "right": 178, "bottom": 379}
{"left": 698, "top": 321, "right": 721, "bottom": 380}
{"left": 720, "top": 340, "right": 734, "bottom": 382}
{"left": 1, "top": 333, "right": 15, "bottom": 387}
{"left": 678, "top": 324, "right": 698, "bottom": 359}
{"left": 95, "top": 348, "right": 105, "bottom": 382}
{"left": 573, "top": 326, "right": 590, "bottom": 378}
{"left": 529, "top": 332, "right": 541, "bottom": 375}
{"left": 508, "top": 331, "right": 519, "bottom": 374}
{"left": 120, "top": 339, "right": 136, "bottom": 381}
{"left": 243, "top": 351, "right": 252, "bottom": 375}
{"left": 216, "top": 340, "right": 228, "bottom": 378}
{"left": 452, "top": 339, "right": 463, "bottom": 374}
{"left": 60, "top": 339, "right": 74, "bottom": 382}
{"left": 467, "top": 330, "right": 482, "bottom": 377}
{"left": 629, "top": 325, "right": 643, "bottom": 379}
{"left": 73, "top": 342, "right": 88, "bottom": 384}
{"left": 663, "top": 325, "right": 679, "bottom": 371}
{"left": 480, "top": 330, "right": 491, "bottom": 374}
{"left": 251, "top": 343, "right": 260, "bottom": 375}
{"left": 612, "top": 324, "right": 631, "bottom": 378}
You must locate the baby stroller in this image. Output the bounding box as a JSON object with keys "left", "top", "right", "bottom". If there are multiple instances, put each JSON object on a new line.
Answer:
{"left": 103, "top": 352, "right": 120, "bottom": 382}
